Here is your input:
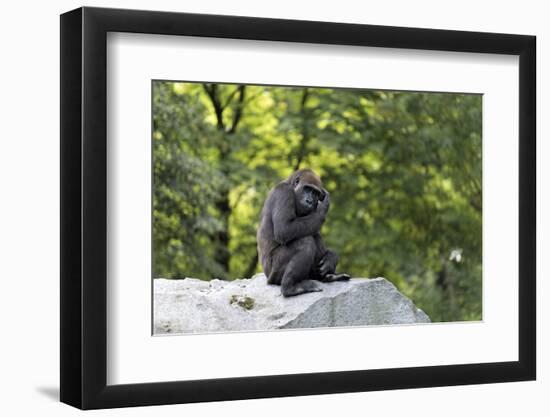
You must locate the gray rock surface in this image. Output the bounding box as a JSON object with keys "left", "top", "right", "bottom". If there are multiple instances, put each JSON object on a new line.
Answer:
{"left": 154, "top": 274, "right": 430, "bottom": 334}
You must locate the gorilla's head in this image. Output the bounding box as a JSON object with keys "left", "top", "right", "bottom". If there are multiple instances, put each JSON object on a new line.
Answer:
{"left": 288, "top": 169, "right": 327, "bottom": 216}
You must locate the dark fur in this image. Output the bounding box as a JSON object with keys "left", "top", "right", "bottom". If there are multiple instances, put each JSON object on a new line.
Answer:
{"left": 257, "top": 169, "right": 349, "bottom": 297}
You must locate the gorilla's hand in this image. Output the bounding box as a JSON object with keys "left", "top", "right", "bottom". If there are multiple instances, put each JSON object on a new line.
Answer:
{"left": 317, "top": 189, "right": 330, "bottom": 219}
{"left": 318, "top": 250, "right": 338, "bottom": 277}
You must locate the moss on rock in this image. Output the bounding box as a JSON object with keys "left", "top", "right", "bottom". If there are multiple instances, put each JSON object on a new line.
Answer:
{"left": 230, "top": 294, "right": 255, "bottom": 310}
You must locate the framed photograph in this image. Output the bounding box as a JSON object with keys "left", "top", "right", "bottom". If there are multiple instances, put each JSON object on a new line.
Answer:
{"left": 60, "top": 6, "right": 536, "bottom": 409}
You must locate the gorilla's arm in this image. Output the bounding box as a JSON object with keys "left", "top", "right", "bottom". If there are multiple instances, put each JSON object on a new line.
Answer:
{"left": 271, "top": 185, "right": 328, "bottom": 245}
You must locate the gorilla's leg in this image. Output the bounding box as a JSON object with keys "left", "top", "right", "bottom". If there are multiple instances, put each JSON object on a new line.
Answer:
{"left": 280, "top": 236, "right": 322, "bottom": 297}
{"left": 266, "top": 246, "right": 290, "bottom": 285}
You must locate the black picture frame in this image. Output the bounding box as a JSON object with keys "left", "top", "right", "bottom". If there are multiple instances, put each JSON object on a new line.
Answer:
{"left": 60, "top": 6, "right": 536, "bottom": 410}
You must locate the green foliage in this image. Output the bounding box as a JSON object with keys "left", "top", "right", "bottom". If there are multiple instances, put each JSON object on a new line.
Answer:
{"left": 152, "top": 81, "right": 482, "bottom": 322}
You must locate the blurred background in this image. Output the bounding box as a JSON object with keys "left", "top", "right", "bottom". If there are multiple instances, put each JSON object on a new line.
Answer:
{"left": 152, "top": 81, "right": 482, "bottom": 322}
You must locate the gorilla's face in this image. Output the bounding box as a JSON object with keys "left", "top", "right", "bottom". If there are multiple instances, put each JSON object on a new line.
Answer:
{"left": 295, "top": 182, "right": 325, "bottom": 216}
{"left": 289, "top": 169, "right": 327, "bottom": 216}
{"left": 297, "top": 185, "right": 322, "bottom": 215}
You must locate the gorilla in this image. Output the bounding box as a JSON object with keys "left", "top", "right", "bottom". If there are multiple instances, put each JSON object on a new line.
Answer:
{"left": 257, "top": 169, "right": 350, "bottom": 297}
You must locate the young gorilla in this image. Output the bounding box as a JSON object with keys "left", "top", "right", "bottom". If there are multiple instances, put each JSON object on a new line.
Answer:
{"left": 257, "top": 169, "right": 350, "bottom": 297}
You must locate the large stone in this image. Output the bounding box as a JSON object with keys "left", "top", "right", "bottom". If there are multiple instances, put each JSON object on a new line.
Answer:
{"left": 154, "top": 274, "right": 430, "bottom": 334}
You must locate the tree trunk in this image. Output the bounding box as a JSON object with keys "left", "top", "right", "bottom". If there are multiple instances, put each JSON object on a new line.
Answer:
{"left": 294, "top": 88, "right": 311, "bottom": 170}
{"left": 435, "top": 260, "right": 458, "bottom": 320}
{"left": 243, "top": 249, "right": 259, "bottom": 278}
{"left": 214, "top": 196, "right": 231, "bottom": 277}
{"left": 202, "top": 84, "right": 246, "bottom": 279}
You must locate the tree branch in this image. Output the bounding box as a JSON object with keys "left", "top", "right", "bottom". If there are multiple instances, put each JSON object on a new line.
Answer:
{"left": 202, "top": 83, "right": 225, "bottom": 130}
{"left": 222, "top": 86, "right": 240, "bottom": 110}
{"left": 228, "top": 85, "right": 246, "bottom": 134}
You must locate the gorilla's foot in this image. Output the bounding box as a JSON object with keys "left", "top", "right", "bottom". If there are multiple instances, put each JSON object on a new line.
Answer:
{"left": 281, "top": 279, "right": 323, "bottom": 297}
{"left": 324, "top": 273, "right": 351, "bottom": 282}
